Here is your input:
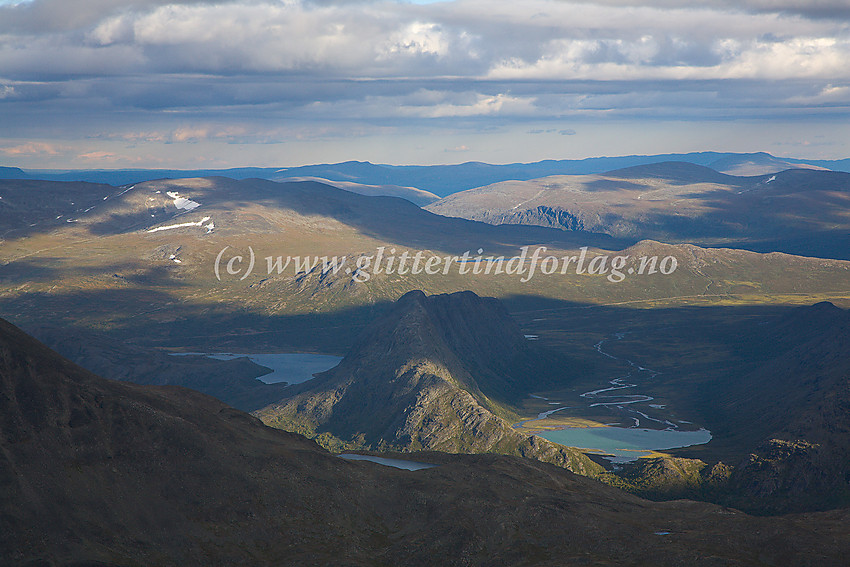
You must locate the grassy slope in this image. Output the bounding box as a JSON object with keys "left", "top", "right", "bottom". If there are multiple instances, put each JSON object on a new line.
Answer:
{"left": 1, "top": 177, "right": 848, "bottom": 355}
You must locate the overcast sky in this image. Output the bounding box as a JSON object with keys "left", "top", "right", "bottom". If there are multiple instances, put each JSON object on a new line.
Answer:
{"left": 1, "top": 0, "right": 849, "bottom": 168}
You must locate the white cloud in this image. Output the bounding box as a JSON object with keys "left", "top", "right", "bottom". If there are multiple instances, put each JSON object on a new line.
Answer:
{"left": 0, "top": 0, "right": 849, "bottom": 166}
{"left": 786, "top": 83, "right": 850, "bottom": 105}
{"left": 0, "top": 141, "right": 64, "bottom": 156}
{"left": 4, "top": 1, "right": 849, "bottom": 80}
{"left": 381, "top": 21, "right": 450, "bottom": 58}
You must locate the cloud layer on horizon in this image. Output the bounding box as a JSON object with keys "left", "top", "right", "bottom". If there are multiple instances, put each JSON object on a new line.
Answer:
{"left": 1, "top": 0, "right": 848, "bottom": 166}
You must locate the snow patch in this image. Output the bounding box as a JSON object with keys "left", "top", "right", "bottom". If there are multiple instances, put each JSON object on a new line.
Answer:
{"left": 166, "top": 191, "right": 201, "bottom": 211}
{"left": 146, "top": 216, "right": 212, "bottom": 233}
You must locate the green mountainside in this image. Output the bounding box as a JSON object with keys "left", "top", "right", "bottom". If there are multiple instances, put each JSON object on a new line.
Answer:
{"left": 257, "top": 290, "right": 602, "bottom": 476}
{"left": 2, "top": 176, "right": 848, "bottom": 357}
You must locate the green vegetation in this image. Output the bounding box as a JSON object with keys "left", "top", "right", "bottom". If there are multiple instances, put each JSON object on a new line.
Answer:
{"left": 3, "top": 176, "right": 850, "bottom": 518}
{"left": 2, "top": 177, "right": 849, "bottom": 358}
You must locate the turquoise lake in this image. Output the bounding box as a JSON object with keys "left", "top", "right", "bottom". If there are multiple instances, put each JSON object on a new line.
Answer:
{"left": 172, "top": 352, "right": 343, "bottom": 384}
{"left": 537, "top": 426, "right": 712, "bottom": 463}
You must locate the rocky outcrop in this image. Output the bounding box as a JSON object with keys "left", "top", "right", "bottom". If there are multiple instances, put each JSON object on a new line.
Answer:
{"left": 483, "top": 205, "right": 588, "bottom": 232}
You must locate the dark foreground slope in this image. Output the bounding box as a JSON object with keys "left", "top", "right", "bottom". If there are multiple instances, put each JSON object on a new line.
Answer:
{"left": 29, "top": 325, "right": 287, "bottom": 412}
{"left": 257, "top": 290, "right": 602, "bottom": 475}
{"left": 3, "top": 317, "right": 850, "bottom": 565}
{"left": 710, "top": 302, "right": 850, "bottom": 512}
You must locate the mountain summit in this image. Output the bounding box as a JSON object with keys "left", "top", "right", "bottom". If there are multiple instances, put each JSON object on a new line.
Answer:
{"left": 257, "top": 290, "right": 600, "bottom": 474}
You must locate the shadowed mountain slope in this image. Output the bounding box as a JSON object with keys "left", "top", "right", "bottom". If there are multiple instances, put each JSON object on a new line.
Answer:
{"left": 274, "top": 175, "right": 440, "bottom": 205}
{"left": 586, "top": 301, "right": 850, "bottom": 513}
{"left": 257, "top": 290, "right": 602, "bottom": 475}
{"left": 27, "top": 325, "right": 287, "bottom": 412}
{"left": 8, "top": 317, "right": 850, "bottom": 565}
{"left": 709, "top": 302, "right": 850, "bottom": 512}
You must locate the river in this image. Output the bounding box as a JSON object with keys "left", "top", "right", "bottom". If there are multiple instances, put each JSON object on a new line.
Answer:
{"left": 531, "top": 332, "right": 711, "bottom": 462}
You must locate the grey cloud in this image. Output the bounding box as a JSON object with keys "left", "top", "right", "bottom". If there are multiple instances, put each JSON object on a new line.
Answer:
{"left": 0, "top": 0, "right": 848, "bottom": 157}
{"left": 571, "top": 1, "right": 850, "bottom": 20}
{"left": 2, "top": 1, "right": 846, "bottom": 81}
{"left": 0, "top": 0, "right": 236, "bottom": 33}
{"left": 716, "top": 1, "right": 850, "bottom": 19}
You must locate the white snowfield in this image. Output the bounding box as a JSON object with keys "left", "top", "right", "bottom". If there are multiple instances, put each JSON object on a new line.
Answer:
{"left": 116, "top": 185, "right": 136, "bottom": 197}
{"left": 166, "top": 191, "right": 201, "bottom": 211}
{"left": 147, "top": 216, "right": 212, "bottom": 233}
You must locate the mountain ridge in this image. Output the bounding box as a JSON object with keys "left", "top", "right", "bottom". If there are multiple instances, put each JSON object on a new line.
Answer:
{"left": 425, "top": 164, "right": 850, "bottom": 260}
{"left": 257, "top": 290, "right": 602, "bottom": 475}
{"left": 4, "top": 151, "right": 843, "bottom": 196}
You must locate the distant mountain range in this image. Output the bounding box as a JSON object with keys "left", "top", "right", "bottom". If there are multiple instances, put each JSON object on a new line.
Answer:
{"left": 3, "top": 151, "right": 847, "bottom": 197}
{"left": 426, "top": 162, "right": 850, "bottom": 260}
